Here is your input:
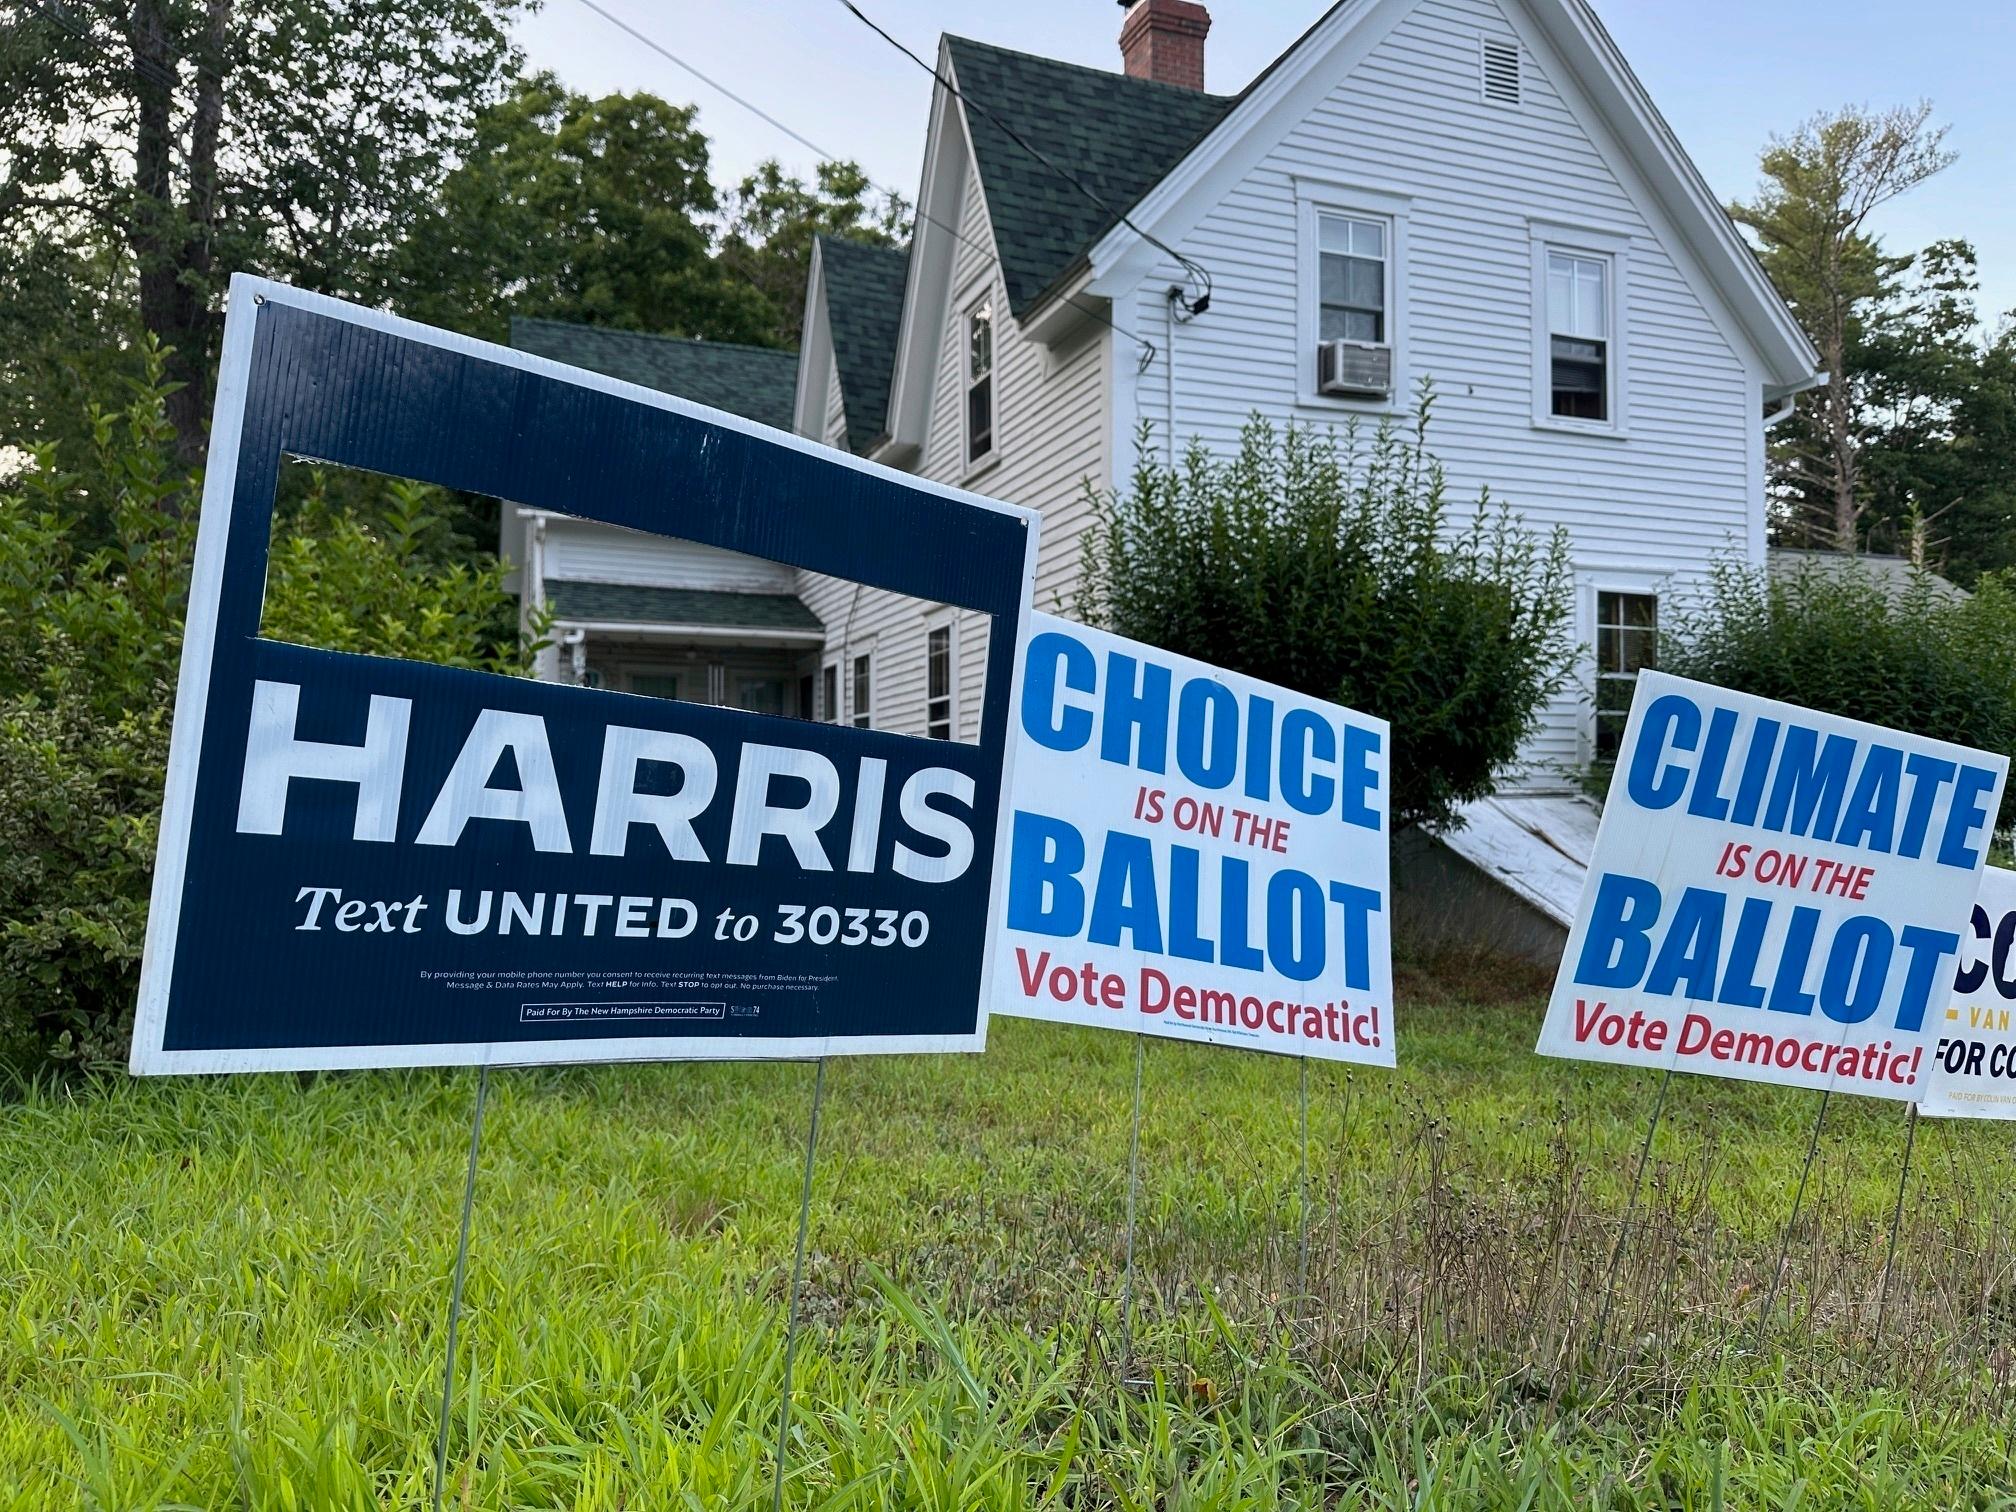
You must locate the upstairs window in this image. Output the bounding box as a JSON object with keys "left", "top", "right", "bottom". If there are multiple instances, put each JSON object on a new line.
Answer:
{"left": 1548, "top": 251, "right": 1609, "bottom": 421}
{"left": 851, "top": 652, "right": 873, "bottom": 730}
{"left": 965, "top": 298, "right": 995, "bottom": 467}
{"left": 1594, "top": 591, "right": 1656, "bottom": 759}
{"left": 821, "top": 662, "right": 839, "bottom": 723}
{"left": 1318, "top": 214, "right": 1387, "bottom": 346}
{"left": 926, "top": 624, "right": 954, "bottom": 740}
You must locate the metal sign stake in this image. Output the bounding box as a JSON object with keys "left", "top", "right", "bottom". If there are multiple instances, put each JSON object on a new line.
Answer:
{"left": 1119, "top": 1033, "right": 1147, "bottom": 1378}
{"left": 771, "top": 1057, "right": 828, "bottom": 1512}
{"left": 1872, "top": 1103, "right": 1920, "bottom": 1343}
{"left": 1588, "top": 1065, "right": 1673, "bottom": 1367}
{"left": 1294, "top": 1055, "right": 1311, "bottom": 1308}
{"left": 432, "top": 1064, "right": 490, "bottom": 1512}
{"left": 1755, "top": 1088, "right": 1831, "bottom": 1348}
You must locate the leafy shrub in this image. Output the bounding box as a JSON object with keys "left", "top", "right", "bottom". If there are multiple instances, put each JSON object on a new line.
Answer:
{"left": 1660, "top": 554, "right": 2016, "bottom": 830}
{"left": 0, "top": 346, "right": 531, "bottom": 1071}
{"left": 1078, "top": 403, "right": 1576, "bottom": 832}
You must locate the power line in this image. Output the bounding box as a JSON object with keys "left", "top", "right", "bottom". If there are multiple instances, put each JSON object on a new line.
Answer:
{"left": 832, "top": 0, "right": 1212, "bottom": 311}
{"left": 565, "top": 0, "right": 1158, "bottom": 369}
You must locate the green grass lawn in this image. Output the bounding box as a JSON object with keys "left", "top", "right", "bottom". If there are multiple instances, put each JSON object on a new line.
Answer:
{"left": 6, "top": 955, "right": 2016, "bottom": 1509}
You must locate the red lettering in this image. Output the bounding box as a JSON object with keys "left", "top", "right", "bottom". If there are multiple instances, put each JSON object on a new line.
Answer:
{"left": 1140, "top": 968, "right": 1170, "bottom": 1015}
{"left": 1015, "top": 949, "right": 1051, "bottom": 997}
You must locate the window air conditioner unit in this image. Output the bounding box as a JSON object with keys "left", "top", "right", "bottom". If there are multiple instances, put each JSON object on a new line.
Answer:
{"left": 1318, "top": 339, "right": 1392, "bottom": 398}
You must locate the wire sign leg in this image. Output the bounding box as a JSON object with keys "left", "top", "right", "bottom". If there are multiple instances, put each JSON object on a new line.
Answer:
{"left": 1873, "top": 1103, "right": 1920, "bottom": 1344}
{"left": 1295, "top": 1056, "right": 1311, "bottom": 1309}
{"left": 1756, "top": 1089, "right": 1831, "bottom": 1350}
{"left": 1589, "top": 1065, "right": 1672, "bottom": 1368}
{"left": 432, "top": 1064, "right": 491, "bottom": 1512}
{"left": 1119, "top": 1033, "right": 1147, "bottom": 1380}
{"left": 771, "top": 1057, "right": 828, "bottom": 1512}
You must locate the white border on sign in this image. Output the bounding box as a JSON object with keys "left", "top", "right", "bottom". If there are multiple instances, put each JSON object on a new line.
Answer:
{"left": 129, "top": 274, "right": 1040, "bottom": 1075}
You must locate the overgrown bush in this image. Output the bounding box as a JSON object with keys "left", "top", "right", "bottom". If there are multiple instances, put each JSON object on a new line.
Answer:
{"left": 1661, "top": 554, "right": 2016, "bottom": 831}
{"left": 0, "top": 346, "right": 531, "bottom": 1071}
{"left": 1078, "top": 402, "right": 1576, "bottom": 831}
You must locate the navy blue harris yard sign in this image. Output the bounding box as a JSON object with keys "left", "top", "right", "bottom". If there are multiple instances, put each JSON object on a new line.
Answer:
{"left": 131, "top": 277, "right": 1039, "bottom": 1073}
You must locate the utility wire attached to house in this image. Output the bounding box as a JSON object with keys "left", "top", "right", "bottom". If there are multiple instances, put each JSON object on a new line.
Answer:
{"left": 566, "top": 0, "right": 1162, "bottom": 372}
{"left": 831, "top": 0, "right": 1214, "bottom": 315}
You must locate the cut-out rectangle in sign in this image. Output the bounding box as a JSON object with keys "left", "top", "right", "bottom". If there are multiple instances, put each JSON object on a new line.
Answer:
{"left": 131, "top": 276, "right": 1038, "bottom": 1074}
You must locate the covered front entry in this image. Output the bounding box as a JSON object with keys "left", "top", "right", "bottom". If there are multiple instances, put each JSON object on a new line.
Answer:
{"left": 541, "top": 581, "right": 826, "bottom": 720}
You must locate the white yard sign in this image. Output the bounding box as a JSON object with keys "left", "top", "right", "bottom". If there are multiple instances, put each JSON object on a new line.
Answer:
{"left": 992, "top": 613, "right": 1393, "bottom": 1065}
{"left": 1537, "top": 671, "right": 2006, "bottom": 1101}
{"left": 1922, "top": 866, "right": 2016, "bottom": 1119}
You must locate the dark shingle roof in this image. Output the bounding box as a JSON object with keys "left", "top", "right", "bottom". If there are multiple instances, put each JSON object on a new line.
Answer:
{"left": 545, "top": 581, "right": 825, "bottom": 631}
{"left": 510, "top": 318, "right": 800, "bottom": 432}
{"left": 816, "top": 235, "right": 909, "bottom": 452}
{"left": 943, "top": 36, "right": 1235, "bottom": 318}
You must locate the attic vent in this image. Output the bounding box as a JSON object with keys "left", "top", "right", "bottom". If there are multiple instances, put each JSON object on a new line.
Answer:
{"left": 1481, "top": 36, "right": 1522, "bottom": 105}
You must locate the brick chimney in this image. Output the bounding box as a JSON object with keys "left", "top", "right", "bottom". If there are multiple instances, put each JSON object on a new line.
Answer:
{"left": 1118, "top": 0, "right": 1211, "bottom": 90}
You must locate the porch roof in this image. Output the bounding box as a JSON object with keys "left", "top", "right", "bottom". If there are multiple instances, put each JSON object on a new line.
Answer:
{"left": 544, "top": 580, "right": 824, "bottom": 634}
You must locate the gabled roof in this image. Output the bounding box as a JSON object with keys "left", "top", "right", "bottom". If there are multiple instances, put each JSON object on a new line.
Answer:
{"left": 544, "top": 580, "right": 824, "bottom": 632}
{"left": 815, "top": 236, "right": 909, "bottom": 451}
{"left": 509, "top": 317, "right": 799, "bottom": 432}
{"left": 943, "top": 36, "right": 1234, "bottom": 318}
{"left": 1081, "top": 0, "right": 1821, "bottom": 389}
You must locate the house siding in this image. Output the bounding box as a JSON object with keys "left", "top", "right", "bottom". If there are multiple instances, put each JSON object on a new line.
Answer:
{"left": 1116, "top": 0, "right": 1760, "bottom": 787}
{"left": 540, "top": 516, "right": 798, "bottom": 597}
{"left": 796, "top": 147, "right": 1111, "bottom": 741}
{"left": 822, "top": 350, "right": 849, "bottom": 450}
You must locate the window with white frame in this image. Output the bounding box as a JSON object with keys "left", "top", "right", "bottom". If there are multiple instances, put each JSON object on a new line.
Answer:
{"left": 851, "top": 652, "right": 873, "bottom": 729}
{"left": 1547, "top": 250, "right": 1610, "bottom": 421}
{"left": 926, "top": 623, "right": 954, "bottom": 740}
{"left": 1594, "top": 590, "right": 1656, "bottom": 759}
{"left": 822, "top": 661, "right": 839, "bottom": 723}
{"left": 965, "top": 297, "right": 995, "bottom": 467}
{"left": 1318, "top": 213, "right": 1388, "bottom": 346}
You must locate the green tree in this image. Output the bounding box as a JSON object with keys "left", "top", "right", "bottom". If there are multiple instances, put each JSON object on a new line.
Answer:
{"left": 399, "top": 73, "right": 773, "bottom": 345}
{"left": 0, "top": 343, "right": 529, "bottom": 1070}
{"left": 1661, "top": 555, "right": 2016, "bottom": 831}
{"left": 718, "top": 160, "right": 910, "bottom": 348}
{"left": 1078, "top": 404, "right": 1576, "bottom": 832}
{"left": 1730, "top": 103, "right": 1956, "bottom": 550}
{"left": 1, "top": 0, "right": 525, "bottom": 464}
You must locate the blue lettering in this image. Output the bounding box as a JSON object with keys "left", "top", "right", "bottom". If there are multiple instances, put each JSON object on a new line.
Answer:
{"left": 1327, "top": 880, "right": 1381, "bottom": 993}
{"left": 1819, "top": 916, "right": 1891, "bottom": 1025}
{"left": 1266, "top": 870, "right": 1325, "bottom": 982}
{"left": 1219, "top": 857, "right": 1264, "bottom": 970}
{"left": 1626, "top": 695, "right": 1700, "bottom": 810}
{"left": 1938, "top": 764, "right": 1999, "bottom": 869}
{"left": 1574, "top": 872, "right": 1662, "bottom": 988}
{"left": 1006, "top": 810, "right": 1084, "bottom": 935}
{"left": 1833, "top": 744, "right": 1902, "bottom": 853}
{"left": 1341, "top": 723, "right": 1381, "bottom": 829}
{"left": 1087, "top": 831, "right": 1162, "bottom": 952}
{"left": 1716, "top": 896, "right": 1773, "bottom": 1008}
{"left": 1175, "top": 678, "right": 1239, "bottom": 790}
{"left": 1099, "top": 654, "right": 1171, "bottom": 773}
{"left": 1685, "top": 708, "right": 1739, "bottom": 821}
{"left": 1645, "top": 885, "right": 1724, "bottom": 1001}
{"left": 1021, "top": 632, "right": 1095, "bottom": 752}
{"left": 1281, "top": 709, "right": 1336, "bottom": 816}
{"left": 1762, "top": 727, "right": 1855, "bottom": 841}
{"left": 1897, "top": 924, "right": 1961, "bottom": 1033}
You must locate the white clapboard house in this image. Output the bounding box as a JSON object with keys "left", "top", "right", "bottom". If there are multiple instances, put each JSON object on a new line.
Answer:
{"left": 503, "top": 0, "right": 1825, "bottom": 956}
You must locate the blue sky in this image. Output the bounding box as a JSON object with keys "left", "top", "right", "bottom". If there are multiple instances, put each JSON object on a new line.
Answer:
{"left": 515, "top": 0, "right": 2016, "bottom": 327}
